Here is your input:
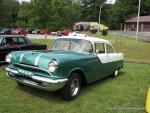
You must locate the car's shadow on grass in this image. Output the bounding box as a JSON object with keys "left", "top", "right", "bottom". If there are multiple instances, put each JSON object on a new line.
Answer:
{"left": 0, "top": 63, "right": 6, "bottom": 67}
{"left": 16, "top": 71, "right": 126, "bottom": 102}
{"left": 16, "top": 85, "right": 63, "bottom": 102}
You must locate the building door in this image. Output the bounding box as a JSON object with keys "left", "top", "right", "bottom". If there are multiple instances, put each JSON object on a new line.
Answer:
{"left": 141, "top": 23, "right": 144, "bottom": 31}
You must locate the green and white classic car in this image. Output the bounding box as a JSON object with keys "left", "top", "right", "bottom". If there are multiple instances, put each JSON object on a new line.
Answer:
{"left": 5, "top": 36, "right": 124, "bottom": 100}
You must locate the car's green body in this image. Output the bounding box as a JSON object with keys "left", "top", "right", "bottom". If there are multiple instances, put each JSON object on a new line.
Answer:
{"left": 5, "top": 36, "right": 124, "bottom": 94}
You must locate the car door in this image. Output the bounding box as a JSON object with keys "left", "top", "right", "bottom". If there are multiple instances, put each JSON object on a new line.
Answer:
{"left": 94, "top": 42, "right": 109, "bottom": 79}
{"left": 27, "top": 43, "right": 39, "bottom": 50}
{"left": 105, "top": 44, "right": 116, "bottom": 75}
{"left": 1, "top": 37, "right": 20, "bottom": 61}
{"left": 19, "top": 37, "right": 40, "bottom": 50}
{"left": 105, "top": 44, "right": 124, "bottom": 75}
{"left": 17, "top": 37, "right": 29, "bottom": 50}
{"left": 18, "top": 37, "right": 43, "bottom": 51}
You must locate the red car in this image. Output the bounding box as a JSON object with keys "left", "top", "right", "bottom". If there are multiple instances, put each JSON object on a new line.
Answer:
{"left": 39, "top": 29, "right": 51, "bottom": 35}
{"left": 58, "top": 29, "right": 72, "bottom": 36}
{"left": 11, "top": 28, "right": 27, "bottom": 35}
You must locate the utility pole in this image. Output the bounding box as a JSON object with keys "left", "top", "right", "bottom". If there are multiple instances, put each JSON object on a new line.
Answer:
{"left": 136, "top": 0, "right": 141, "bottom": 41}
{"left": 98, "top": 4, "right": 102, "bottom": 32}
{"left": 98, "top": 1, "right": 112, "bottom": 33}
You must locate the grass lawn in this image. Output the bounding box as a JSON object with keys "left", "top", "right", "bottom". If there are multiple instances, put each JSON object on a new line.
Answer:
{"left": 0, "top": 33, "right": 149, "bottom": 113}
{"left": 0, "top": 63, "right": 149, "bottom": 113}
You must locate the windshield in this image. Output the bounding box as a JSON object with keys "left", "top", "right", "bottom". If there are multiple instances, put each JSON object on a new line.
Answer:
{"left": 52, "top": 38, "right": 93, "bottom": 53}
{"left": 0, "top": 37, "right": 3, "bottom": 45}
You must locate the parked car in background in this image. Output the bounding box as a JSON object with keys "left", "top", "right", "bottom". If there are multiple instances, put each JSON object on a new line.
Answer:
{"left": 58, "top": 29, "right": 72, "bottom": 36}
{"left": 73, "top": 22, "right": 91, "bottom": 31}
{"left": 39, "top": 29, "right": 46, "bottom": 34}
{"left": 73, "top": 22, "right": 109, "bottom": 35}
{"left": 32, "top": 29, "right": 40, "bottom": 34}
{"left": 26, "top": 28, "right": 33, "bottom": 34}
{"left": 11, "top": 28, "right": 27, "bottom": 35}
{"left": 39, "top": 29, "right": 51, "bottom": 35}
{"left": 89, "top": 22, "right": 108, "bottom": 34}
{"left": 5, "top": 35, "right": 124, "bottom": 100}
{"left": 0, "top": 35, "right": 47, "bottom": 63}
{"left": 51, "top": 32, "right": 59, "bottom": 36}
{"left": 69, "top": 31, "right": 88, "bottom": 37}
{"left": 0, "top": 28, "right": 11, "bottom": 35}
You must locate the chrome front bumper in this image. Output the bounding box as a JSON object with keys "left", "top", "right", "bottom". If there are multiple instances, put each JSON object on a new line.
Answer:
{"left": 5, "top": 67, "right": 68, "bottom": 91}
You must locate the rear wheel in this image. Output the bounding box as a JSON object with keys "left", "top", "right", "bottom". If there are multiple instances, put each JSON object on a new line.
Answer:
{"left": 111, "top": 69, "right": 119, "bottom": 77}
{"left": 60, "top": 73, "right": 81, "bottom": 101}
{"left": 102, "top": 30, "right": 108, "bottom": 36}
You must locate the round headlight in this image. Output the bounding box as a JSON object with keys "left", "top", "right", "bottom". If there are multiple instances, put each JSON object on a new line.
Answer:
{"left": 5, "top": 54, "right": 12, "bottom": 63}
{"left": 48, "top": 60, "right": 58, "bottom": 72}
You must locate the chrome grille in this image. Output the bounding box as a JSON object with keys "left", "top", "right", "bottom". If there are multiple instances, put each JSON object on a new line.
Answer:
{"left": 14, "top": 63, "right": 50, "bottom": 75}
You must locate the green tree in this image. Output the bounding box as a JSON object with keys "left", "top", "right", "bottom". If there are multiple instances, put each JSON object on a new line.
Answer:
{"left": 0, "top": 0, "right": 19, "bottom": 27}
{"left": 29, "top": 0, "right": 53, "bottom": 29}
{"left": 80, "top": 0, "right": 106, "bottom": 22}
{"left": 17, "top": 1, "right": 31, "bottom": 28}
{"left": 107, "top": 0, "right": 150, "bottom": 29}
{"left": 27, "top": 0, "right": 81, "bottom": 31}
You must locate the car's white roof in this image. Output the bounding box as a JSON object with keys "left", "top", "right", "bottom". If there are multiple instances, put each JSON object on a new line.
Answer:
{"left": 59, "top": 35, "right": 111, "bottom": 44}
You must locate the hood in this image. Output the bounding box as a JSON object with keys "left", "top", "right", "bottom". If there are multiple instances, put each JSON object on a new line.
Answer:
{"left": 13, "top": 50, "right": 90, "bottom": 70}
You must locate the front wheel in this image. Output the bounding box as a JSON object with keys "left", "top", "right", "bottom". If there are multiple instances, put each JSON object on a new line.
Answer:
{"left": 17, "top": 82, "right": 25, "bottom": 86}
{"left": 60, "top": 73, "right": 81, "bottom": 101}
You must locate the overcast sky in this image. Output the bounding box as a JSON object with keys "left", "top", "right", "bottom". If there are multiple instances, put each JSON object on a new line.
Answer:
{"left": 106, "top": 0, "right": 116, "bottom": 4}
{"left": 18, "top": 0, "right": 116, "bottom": 4}
{"left": 18, "top": 0, "right": 30, "bottom": 2}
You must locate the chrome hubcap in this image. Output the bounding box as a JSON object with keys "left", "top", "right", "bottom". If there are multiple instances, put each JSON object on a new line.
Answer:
{"left": 70, "top": 79, "right": 80, "bottom": 97}
{"left": 115, "top": 70, "right": 119, "bottom": 76}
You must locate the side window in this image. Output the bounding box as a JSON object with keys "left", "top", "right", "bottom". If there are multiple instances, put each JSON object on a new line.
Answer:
{"left": 5, "top": 37, "right": 16, "bottom": 45}
{"left": 1, "top": 38, "right": 6, "bottom": 45}
{"left": 12, "top": 37, "right": 18, "bottom": 44}
{"left": 95, "top": 43, "right": 105, "bottom": 54}
{"left": 18, "top": 37, "right": 27, "bottom": 44}
{"left": 106, "top": 44, "right": 114, "bottom": 53}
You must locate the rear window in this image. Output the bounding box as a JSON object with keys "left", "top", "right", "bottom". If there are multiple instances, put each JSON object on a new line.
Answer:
{"left": 106, "top": 44, "right": 114, "bottom": 53}
{"left": 18, "top": 37, "right": 27, "bottom": 44}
